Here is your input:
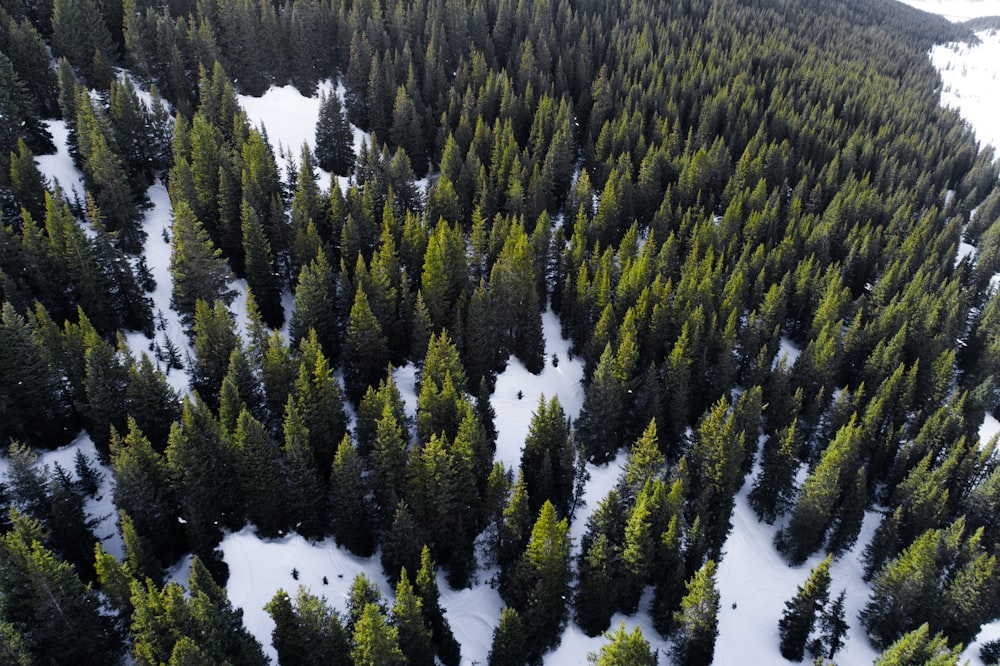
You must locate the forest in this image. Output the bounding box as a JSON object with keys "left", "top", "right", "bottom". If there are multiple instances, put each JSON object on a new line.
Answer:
{"left": 2, "top": 0, "right": 1000, "bottom": 661}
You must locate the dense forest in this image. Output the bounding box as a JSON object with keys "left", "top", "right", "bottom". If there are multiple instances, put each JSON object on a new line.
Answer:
{"left": 2, "top": 0, "right": 1000, "bottom": 661}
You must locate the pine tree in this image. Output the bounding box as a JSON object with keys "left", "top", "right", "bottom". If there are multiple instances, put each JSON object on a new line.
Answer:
{"left": 110, "top": 420, "right": 182, "bottom": 565}
{"left": 814, "top": 589, "right": 848, "bottom": 661}
{"left": 264, "top": 587, "right": 351, "bottom": 666}
{"left": 241, "top": 201, "right": 284, "bottom": 328}
{"left": 281, "top": 398, "right": 326, "bottom": 538}
{"left": 748, "top": 421, "right": 800, "bottom": 524}
{"left": 587, "top": 622, "right": 658, "bottom": 665}
{"left": 125, "top": 352, "right": 182, "bottom": 451}
{"left": 670, "top": 560, "right": 720, "bottom": 666}
{"left": 289, "top": 249, "right": 338, "bottom": 359}
{"left": 294, "top": 333, "right": 348, "bottom": 474}
{"left": 520, "top": 395, "right": 576, "bottom": 518}
{"left": 170, "top": 202, "right": 235, "bottom": 328}
{"left": 0, "top": 510, "right": 121, "bottom": 665}
{"left": 488, "top": 607, "right": 529, "bottom": 666}
{"left": 778, "top": 555, "right": 832, "bottom": 661}
{"left": 351, "top": 603, "right": 407, "bottom": 666}
{"left": 576, "top": 344, "right": 625, "bottom": 463}
{"left": 381, "top": 503, "right": 423, "bottom": 586}
{"left": 189, "top": 299, "right": 238, "bottom": 410}
{"left": 329, "top": 435, "right": 375, "bottom": 556}
{"left": 510, "top": 500, "right": 573, "bottom": 659}
{"left": 343, "top": 285, "right": 390, "bottom": 402}
{"left": 392, "top": 568, "right": 435, "bottom": 666}
{"left": 232, "top": 408, "right": 287, "bottom": 537}
{"left": 872, "top": 624, "right": 961, "bottom": 666}
{"left": 316, "top": 90, "right": 355, "bottom": 176}
{"left": 575, "top": 531, "right": 618, "bottom": 636}
{"left": 415, "top": 545, "right": 461, "bottom": 666}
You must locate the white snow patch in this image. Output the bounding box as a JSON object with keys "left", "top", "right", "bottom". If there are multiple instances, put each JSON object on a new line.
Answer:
{"left": 492, "top": 308, "right": 585, "bottom": 472}
{"left": 122, "top": 181, "right": 193, "bottom": 395}
{"left": 715, "top": 466, "right": 881, "bottom": 665}
{"left": 773, "top": 335, "right": 801, "bottom": 368}
{"left": 980, "top": 412, "right": 1000, "bottom": 444}
{"left": 438, "top": 571, "right": 505, "bottom": 665}
{"left": 930, "top": 30, "right": 1000, "bottom": 156}
{"left": 895, "top": 0, "right": 1000, "bottom": 21}
{"left": 238, "top": 80, "right": 335, "bottom": 159}
{"left": 221, "top": 528, "right": 394, "bottom": 664}
{"left": 35, "top": 120, "right": 86, "bottom": 202}
{"left": 0, "top": 432, "right": 123, "bottom": 560}
{"left": 957, "top": 240, "right": 979, "bottom": 266}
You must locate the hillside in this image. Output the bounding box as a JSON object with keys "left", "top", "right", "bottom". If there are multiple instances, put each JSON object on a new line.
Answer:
{"left": 3, "top": 0, "right": 1000, "bottom": 663}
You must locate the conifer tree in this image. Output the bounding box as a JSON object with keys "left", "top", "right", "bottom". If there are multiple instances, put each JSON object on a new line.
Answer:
{"left": 316, "top": 90, "right": 355, "bottom": 176}
{"left": 415, "top": 545, "right": 461, "bottom": 666}
{"left": 392, "top": 568, "right": 435, "bottom": 666}
{"left": 871, "top": 624, "right": 961, "bottom": 666}
{"left": 281, "top": 398, "right": 326, "bottom": 537}
{"left": 576, "top": 344, "right": 625, "bottom": 463}
{"left": 670, "top": 560, "right": 721, "bottom": 666}
{"left": 748, "top": 421, "right": 800, "bottom": 524}
{"left": 125, "top": 353, "right": 182, "bottom": 451}
{"left": 815, "top": 590, "right": 849, "bottom": 661}
{"left": 329, "top": 435, "right": 375, "bottom": 556}
{"left": 170, "top": 202, "right": 235, "bottom": 328}
{"left": 264, "top": 587, "right": 351, "bottom": 666}
{"left": 232, "top": 408, "right": 287, "bottom": 537}
{"left": 241, "top": 201, "right": 284, "bottom": 328}
{"left": 289, "top": 249, "right": 338, "bottom": 359}
{"left": 488, "top": 607, "right": 528, "bottom": 666}
{"left": 509, "top": 501, "right": 573, "bottom": 659}
{"left": 110, "top": 419, "right": 182, "bottom": 564}
{"left": 294, "top": 333, "right": 348, "bottom": 473}
{"left": 0, "top": 510, "right": 121, "bottom": 665}
{"left": 520, "top": 395, "right": 576, "bottom": 518}
{"left": 343, "top": 285, "right": 390, "bottom": 402}
{"left": 189, "top": 299, "right": 238, "bottom": 410}
{"left": 587, "top": 622, "right": 658, "bottom": 665}
{"left": 381, "top": 502, "right": 423, "bottom": 586}
{"left": 778, "top": 555, "right": 832, "bottom": 661}
{"left": 575, "top": 531, "right": 618, "bottom": 636}
{"left": 351, "top": 603, "right": 407, "bottom": 666}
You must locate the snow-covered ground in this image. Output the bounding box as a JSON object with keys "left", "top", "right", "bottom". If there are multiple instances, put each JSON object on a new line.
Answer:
{"left": 896, "top": 0, "right": 1000, "bottom": 22}
{"left": 931, "top": 31, "right": 1000, "bottom": 156}
{"left": 36, "top": 120, "right": 86, "bottom": 204}
{"left": 0, "top": 433, "right": 123, "bottom": 560}
{"left": 238, "top": 79, "right": 371, "bottom": 195}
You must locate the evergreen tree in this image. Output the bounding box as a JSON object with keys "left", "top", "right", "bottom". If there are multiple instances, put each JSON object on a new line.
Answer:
{"left": 670, "top": 560, "right": 720, "bottom": 666}
{"left": 415, "top": 545, "right": 461, "bottom": 666}
{"left": 264, "top": 587, "right": 351, "bottom": 666}
{"left": 294, "top": 333, "right": 348, "bottom": 474}
{"left": 170, "top": 202, "right": 235, "bottom": 328}
{"left": 587, "top": 622, "right": 658, "bottom": 665}
{"left": 0, "top": 510, "right": 121, "bottom": 665}
{"left": 520, "top": 394, "right": 576, "bottom": 518}
{"left": 488, "top": 607, "right": 529, "bottom": 666}
{"left": 748, "top": 421, "right": 800, "bottom": 524}
{"left": 509, "top": 500, "right": 573, "bottom": 659}
{"left": 189, "top": 299, "right": 238, "bottom": 410}
{"left": 814, "top": 589, "right": 849, "bottom": 661}
{"left": 575, "top": 531, "right": 619, "bottom": 636}
{"left": 778, "top": 555, "right": 832, "bottom": 661}
{"left": 110, "top": 419, "right": 182, "bottom": 565}
{"left": 329, "top": 435, "right": 375, "bottom": 556}
{"left": 576, "top": 344, "right": 625, "bottom": 463}
{"left": 281, "top": 398, "right": 326, "bottom": 538}
{"left": 315, "top": 90, "right": 355, "bottom": 176}
{"left": 343, "top": 285, "right": 390, "bottom": 402}
{"left": 351, "top": 603, "right": 407, "bottom": 666}
{"left": 381, "top": 503, "right": 422, "bottom": 586}
{"left": 872, "top": 624, "right": 961, "bottom": 666}
{"left": 392, "top": 568, "right": 435, "bottom": 666}
{"left": 241, "top": 201, "right": 284, "bottom": 328}
{"left": 289, "top": 249, "right": 338, "bottom": 359}
{"left": 232, "top": 408, "right": 287, "bottom": 537}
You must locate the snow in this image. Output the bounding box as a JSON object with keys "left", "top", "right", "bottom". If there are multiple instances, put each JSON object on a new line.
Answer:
{"left": 492, "top": 308, "right": 585, "bottom": 472}
{"left": 0, "top": 433, "right": 123, "bottom": 560}
{"left": 930, "top": 30, "right": 1000, "bottom": 156}
{"left": 35, "top": 120, "right": 86, "bottom": 203}
{"left": 774, "top": 335, "right": 801, "bottom": 368}
{"left": 714, "top": 453, "right": 880, "bottom": 665}
{"left": 238, "top": 79, "right": 371, "bottom": 196}
{"left": 895, "top": 0, "right": 1000, "bottom": 22}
